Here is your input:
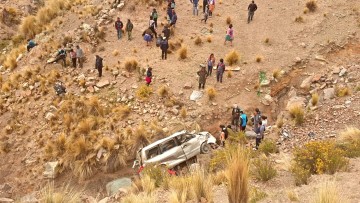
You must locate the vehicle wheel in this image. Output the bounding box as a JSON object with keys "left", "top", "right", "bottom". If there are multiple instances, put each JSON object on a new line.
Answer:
{"left": 200, "top": 142, "right": 210, "bottom": 154}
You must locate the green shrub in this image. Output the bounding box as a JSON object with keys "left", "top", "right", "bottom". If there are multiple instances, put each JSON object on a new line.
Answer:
{"left": 293, "top": 141, "right": 348, "bottom": 174}
{"left": 252, "top": 155, "right": 277, "bottom": 182}
{"left": 250, "top": 188, "right": 267, "bottom": 203}
{"left": 258, "top": 139, "right": 278, "bottom": 155}
{"left": 141, "top": 164, "right": 164, "bottom": 187}
{"left": 227, "top": 128, "right": 247, "bottom": 145}
{"left": 291, "top": 163, "right": 311, "bottom": 186}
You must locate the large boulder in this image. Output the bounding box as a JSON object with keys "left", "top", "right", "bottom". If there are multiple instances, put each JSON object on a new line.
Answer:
{"left": 300, "top": 75, "right": 313, "bottom": 89}
{"left": 106, "top": 177, "right": 132, "bottom": 196}
{"left": 323, "top": 88, "right": 335, "bottom": 100}
{"left": 96, "top": 79, "right": 110, "bottom": 88}
{"left": 286, "top": 96, "right": 306, "bottom": 110}
{"left": 43, "top": 161, "right": 59, "bottom": 179}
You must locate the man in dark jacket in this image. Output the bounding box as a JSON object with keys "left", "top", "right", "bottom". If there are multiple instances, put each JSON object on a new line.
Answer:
{"left": 125, "top": 19, "right": 133, "bottom": 40}
{"left": 162, "top": 25, "right": 170, "bottom": 39}
{"left": 160, "top": 37, "right": 169, "bottom": 60}
{"left": 170, "top": 10, "right": 177, "bottom": 27}
{"left": 248, "top": 1, "right": 258, "bottom": 23}
{"left": 202, "top": 0, "right": 208, "bottom": 14}
{"left": 95, "top": 55, "right": 103, "bottom": 77}
{"left": 231, "top": 104, "right": 241, "bottom": 131}
{"left": 115, "top": 17, "right": 124, "bottom": 39}
{"left": 190, "top": 0, "right": 199, "bottom": 16}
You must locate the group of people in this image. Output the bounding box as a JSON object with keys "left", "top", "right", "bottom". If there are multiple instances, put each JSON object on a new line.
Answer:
{"left": 219, "top": 106, "right": 267, "bottom": 150}
{"left": 196, "top": 54, "right": 225, "bottom": 90}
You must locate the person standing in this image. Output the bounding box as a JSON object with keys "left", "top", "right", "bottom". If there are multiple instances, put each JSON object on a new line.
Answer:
{"left": 207, "top": 53, "right": 215, "bottom": 76}
{"left": 151, "top": 8, "right": 159, "bottom": 27}
{"left": 167, "top": 6, "right": 173, "bottom": 23}
{"left": 160, "top": 37, "right": 169, "bottom": 60}
{"left": 27, "top": 39, "right": 37, "bottom": 52}
{"left": 224, "top": 24, "right": 234, "bottom": 46}
{"left": 114, "top": 17, "right": 124, "bottom": 40}
{"left": 240, "top": 110, "right": 248, "bottom": 132}
{"left": 216, "top": 58, "right": 225, "bottom": 83}
{"left": 202, "top": 0, "right": 208, "bottom": 13}
{"left": 95, "top": 55, "right": 103, "bottom": 77}
{"left": 69, "top": 49, "right": 77, "bottom": 68}
{"left": 55, "top": 48, "right": 67, "bottom": 67}
{"left": 149, "top": 16, "right": 157, "bottom": 38}
{"left": 255, "top": 120, "right": 265, "bottom": 150}
{"left": 247, "top": 0, "right": 258, "bottom": 23}
{"left": 170, "top": 10, "right": 177, "bottom": 27}
{"left": 201, "top": 5, "right": 209, "bottom": 23}
{"left": 162, "top": 25, "right": 170, "bottom": 39}
{"left": 197, "top": 66, "right": 207, "bottom": 90}
{"left": 231, "top": 104, "right": 241, "bottom": 131}
{"left": 208, "top": 0, "right": 215, "bottom": 16}
{"left": 190, "top": 0, "right": 199, "bottom": 16}
{"left": 253, "top": 108, "right": 261, "bottom": 132}
{"left": 76, "top": 45, "right": 84, "bottom": 68}
{"left": 125, "top": 19, "right": 134, "bottom": 41}
{"left": 145, "top": 67, "right": 153, "bottom": 86}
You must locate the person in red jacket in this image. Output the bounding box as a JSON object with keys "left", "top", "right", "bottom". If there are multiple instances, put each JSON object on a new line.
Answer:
{"left": 114, "top": 17, "right": 124, "bottom": 40}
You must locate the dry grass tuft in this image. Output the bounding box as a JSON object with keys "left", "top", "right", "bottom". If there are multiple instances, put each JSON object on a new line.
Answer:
{"left": 206, "top": 36, "right": 212, "bottom": 43}
{"left": 225, "top": 50, "right": 240, "bottom": 66}
{"left": 40, "top": 182, "right": 81, "bottom": 203}
{"left": 190, "top": 168, "right": 213, "bottom": 202}
{"left": 314, "top": 182, "right": 341, "bottom": 203}
{"left": 287, "top": 190, "right": 299, "bottom": 202}
{"left": 209, "top": 22, "right": 214, "bottom": 27}
{"left": 335, "top": 86, "right": 351, "bottom": 97}
{"left": 252, "top": 155, "right": 277, "bottom": 181}
{"left": 272, "top": 68, "right": 283, "bottom": 79}
{"left": 311, "top": 93, "right": 319, "bottom": 106}
{"left": 264, "top": 38, "right": 270, "bottom": 44}
{"left": 226, "top": 17, "right": 231, "bottom": 24}
{"left": 226, "top": 147, "right": 249, "bottom": 203}
{"left": 306, "top": 0, "right": 317, "bottom": 12}
{"left": 227, "top": 71, "right": 233, "bottom": 78}
{"left": 339, "top": 127, "right": 360, "bottom": 141}
{"left": 112, "top": 50, "right": 120, "bottom": 56}
{"left": 255, "top": 56, "right": 262, "bottom": 63}
{"left": 158, "top": 85, "right": 170, "bottom": 98}
{"left": 295, "top": 16, "right": 304, "bottom": 23}
{"left": 19, "top": 16, "right": 41, "bottom": 38}
{"left": 122, "top": 193, "right": 156, "bottom": 203}
{"left": 289, "top": 105, "right": 304, "bottom": 125}
{"left": 124, "top": 58, "right": 139, "bottom": 72}
{"left": 112, "top": 105, "right": 131, "bottom": 120}
{"left": 136, "top": 85, "right": 153, "bottom": 100}
{"left": 207, "top": 87, "right": 217, "bottom": 101}
{"left": 303, "top": 8, "right": 309, "bottom": 14}
{"left": 194, "top": 36, "right": 202, "bottom": 45}
{"left": 141, "top": 175, "right": 156, "bottom": 195}
{"left": 180, "top": 107, "right": 187, "bottom": 119}
{"left": 177, "top": 45, "right": 188, "bottom": 59}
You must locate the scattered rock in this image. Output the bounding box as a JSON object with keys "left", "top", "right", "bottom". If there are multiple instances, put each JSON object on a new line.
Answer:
{"left": 0, "top": 198, "right": 14, "bottom": 202}
{"left": 332, "top": 66, "right": 341, "bottom": 74}
{"left": 300, "top": 75, "right": 313, "bottom": 89}
{"left": 45, "top": 112, "right": 55, "bottom": 121}
{"left": 264, "top": 94, "right": 273, "bottom": 103}
{"left": 295, "top": 57, "right": 301, "bottom": 63}
{"left": 339, "top": 68, "right": 347, "bottom": 77}
{"left": 106, "top": 178, "right": 132, "bottom": 196}
{"left": 171, "top": 108, "right": 179, "bottom": 115}
{"left": 98, "top": 197, "right": 109, "bottom": 203}
{"left": 260, "top": 79, "right": 270, "bottom": 87}
{"left": 43, "top": 161, "right": 59, "bottom": 179}
{"left": 190, "top": 90, "right": 203, "bottom": 101}
{"left": 183, "top": 82, "right": 192, "bottom": 89}
{"left": 315, "top": 55, "right": 327, "bottom": 62}
{"left": 323, "top": 88, "right": 335, "bottom": 100}
{"left": 286, "top": 96, "right": 306, "bottom": 110}
{"left": 87, "top": 86, "right": 95, "bottom": 93}
{"left": 20, "top": 193, "right": 38, "bottom": 203}
{"left": 96, "top": 79, "right": 110, "bottom": 88}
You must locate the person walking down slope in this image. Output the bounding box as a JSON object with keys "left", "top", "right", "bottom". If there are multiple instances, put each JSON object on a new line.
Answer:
{"left": 145, "top": 67, "right": 153, "bottom": 86}
{"left": 197, "top": 65, "right": 207, "bottom": 90}
{"left": 253, "top": 108, "right": 261, "bottom": 132}
{"left": 216, "top": 58, "right": 225, "bottom": 83}
{"left": 76, "top": 45, "right": 84, "bottom": 68}
{"left": 190, "top": 0, "right": 199, "bottom": 16}
{"left": 69, "top": 49, "right": 77, "bottom": 68}
{"left": 115, "top": 17, "right": 124, "bottom": 39}
{"left": 207, "top": 53, "right": 215, "bottom": 76}
{"left": 254, "top": 120, "right": 265, "bottom": 150}
{"left": 162, "top": 25, "right": 170, "bottom": 39}
{"left": 125, "top": 19, "right": 134, "bottom": 40}
{"left": 143, "top": 29, "right": 153, "bottom": 46}
{"left": 95, "top": 55, "right": 103, "bottom": 77}
{"left": 149, "top": 16, "right": 157, "bottom": 38}
{"left": 224, "top": 24, "right": 234, "bottom": 46}
{"left": 201, "top": 5, "right": 209, "bottom": 23}
{"left": 208, "top": 0, "right": 215, "bottom": 16}
{"left": 170, "top": 10, "right": 177, "bottom": 27}
{"left": 151, "top": 8, "right": 159, "bottom": 27}
{"left": 248, "top": 0, "right": 258, "bottom": 23}
{"left": 202, "top": 0, "right": 208, "bottom": 13}
{"left": 160, "top": 37, "right": 169, "bottom": 60}
{"left": 240, "top": 110, "right": 248, "bottom": 132}
{"left": 231, "top": 104, "right": 241, "bottom": 131}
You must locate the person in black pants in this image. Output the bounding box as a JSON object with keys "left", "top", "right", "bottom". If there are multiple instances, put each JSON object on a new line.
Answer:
{"left": 160, "top": 37, "right": 169, "bottom": 60}
{"left": 203, "top": 0, "right": 208, "bottom": 13}
{"left": 95, "top": 55, "right": 103, "bottom": 77}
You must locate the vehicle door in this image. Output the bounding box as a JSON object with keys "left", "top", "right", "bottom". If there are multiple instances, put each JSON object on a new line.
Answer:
{"left": 146, "top": 138, "right": 186, "bottom": 167}
{"left": 176, "top": 133, "right": 201, "bottom": 160}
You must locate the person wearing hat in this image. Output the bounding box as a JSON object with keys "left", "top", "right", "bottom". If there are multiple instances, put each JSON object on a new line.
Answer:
{"left": 125, "top": 19, "right": 134, "bottom": 41}
{"left": 231, "top": 104, "right": 241, "bottom": 131}
{"left": 197, "top": 65, "right": 208, "bottom": 90}
{"left": 162, "top": 25, "right": 170, "bottom": 39}
{"left": 151, "top": 8, "right": 158, "bottom": 27}
{"left": 114, "top": 17, "right": 124, "bottom": 40}
{"left": 145, "top": 67, "right": 153, "bottom": 86}
{"left": 160, "top": 36, "right": 169, "bottom": 60}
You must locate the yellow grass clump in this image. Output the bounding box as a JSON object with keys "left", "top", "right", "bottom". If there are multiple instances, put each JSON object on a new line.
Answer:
{"left": 295, "top": 16, "right": 304, "bottom": 23}
{"left": 158, "top": 85, "right": 170, "bottom": 98}
{"left": 177, "top": 45, "right": 188, "bottom": 59}
{"left": 227, "top": 71, "right": 233, "bottom": 78}
{"left": 335, "top": 86, "right": 351, "bottom": 97}
{"left": 256, "top": 56, "right": 262, "bottom": 63}
{"left": 289, "top": 105, "right": 304, "bottom": 125}
{"left": 136, "top": 85, "right": 153, "bottom": 100}
{"left": 207, "top": 87, "right": 217, "bottom": 101}
{"left": 272, "top": 68, "right": 283, "bottom": 79}
{"left": 194, "top": 36, "right": 202, "bottom": 45}
{"left": 225, "top": 50, "right": 240, "bottom": 66}
{"left": 313, "top": 182, "right": 341, "bottom": 203}
{"left": 180, "top": 107, "right": 187, "bottom": 119}
{"left": 206, "top": 36, "right": 212, "bottom": 43}
{"left": 40, "top": 183, "right": 81, "bottom": 203}
{"left": 124, "top": 58, "right": 139, "bottom": 72}
{"left": 112, "top": 50, "right": 119, "bottom": 56}
{"left": 226, "top": 17, "right": 231, "bottom": 24}
{"left": 311, "top": 93, "right": 319, "bottom": 106}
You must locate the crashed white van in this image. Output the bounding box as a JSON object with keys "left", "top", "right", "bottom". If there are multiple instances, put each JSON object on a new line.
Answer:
{"left": 133, "top": 130, "right": 216, "bottom": 171}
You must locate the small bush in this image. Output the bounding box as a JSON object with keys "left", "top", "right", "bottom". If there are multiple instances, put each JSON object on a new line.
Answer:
{"left": 314, "top": 182, "right": 341, "bottom": 203}
{"left": 289, "top": 105, "right": 304, "bottom": 125}
{"left": 225, "top": 50, "right": 240, "bottom": 66}
{"left": 291, "top": 163, "right": 311, "bottom": 186}
{"left": 272, "top": 69, "right": 282, "bottom": 79}
{"left": 337, "top": 127, "right": 360, "bottom": 158}
{"left": 311, "top": 93, "right": 319, "bottom": 106}
{"left": 207, "top": 87, "right": 217, "bottom": 101}
{"left": 180, "top": 107, "right": 187, "bottom": 119}
{"left": 287, "top": 190, "right": 299, "bottom": 202}
{"left": 112, "top": 50, "right": 119, "bottom": 56}
{"left": 306, "top": 0, "right": 317, "bottom": 12}
{"left": 169, "top": 176, "right": 191, "bottom": 203}
{"left": 255, "top": 56, "right": 262, "bottom": 63}
{"left": 141, "top": 175, "right": 156, "bottom": 194}
{"left": 206, "top": 36, "right": 212, "bottom": 43}
{"left": 124, "top": 58, "right": 139, "bottom": 72}
{"left": 158, "top": 85, "right": 170, "bottom": 98}
{"left": 209, "top": 22, "right": 213, "bottom": 27}
{"left": 112, "top": 105, "right": 131, "bottom": 120}
{"left": 209, "top": 28, "right": 213, "bottom": 33}
{"left": 212, "top": 170, "right": 227, "bottom": 185}
{"left": 295, "top": 16, "right": 304, "bottom": 23}
{"left": 303, "top": 8, "right": 309, "bottom": 14}
{"left": 19, "top": 16, "right": 41, "bottom": 38}
{"left": 226, "top": 17, "right": 231, "bottom": 24}
{"left": 227, "top": 71, "right": 233, "bottom": 78}
{"left": 252, "top": 155, "right": 277, "bottom": 182}
{"left": 194, "top": 36, "right": 202, "bottom": 45}
{"left": 40, "top": 183, "right": 81, "bottom": 203}
{"left": 335, "top": 86, "right": 351, "bottom": 97}
{"left": 264, "top": 38, "right": 269, "bottom": 44}
{"left": 190, "top": 168, "right": 213, "bottom": 202}
{"left": 177, "top": 45, "right": 188, "bottom": 59}
{"left": 250, "top": 188, "right": 267, "bottom": 203}
{"left": 136, "top": 85, "right": 153, "bottom": 100}
{"left": 258, "top": 139, "right": 278, "bottom": 155}
{"left": 293, "top": 140, "right": 348, "bottom": 175}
